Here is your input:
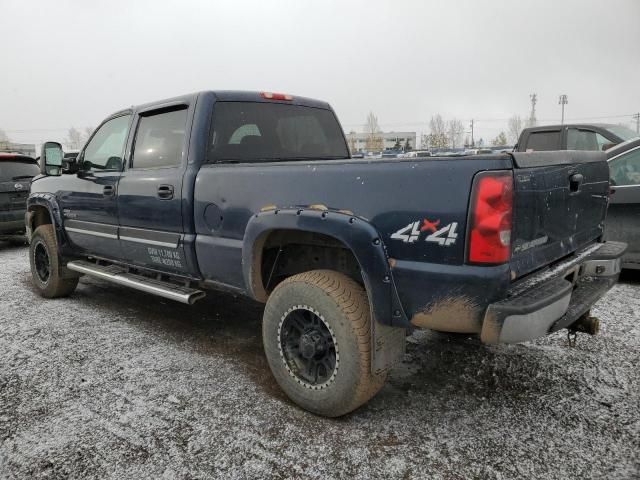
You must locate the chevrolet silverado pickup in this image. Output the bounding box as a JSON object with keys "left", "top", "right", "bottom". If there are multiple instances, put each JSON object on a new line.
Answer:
{"left": 27, "top": 91, "right": 626, "bottom": 416}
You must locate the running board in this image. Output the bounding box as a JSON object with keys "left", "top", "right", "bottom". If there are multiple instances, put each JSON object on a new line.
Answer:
{"left": 66, "top": 260, "right": 206, "bottom": 305}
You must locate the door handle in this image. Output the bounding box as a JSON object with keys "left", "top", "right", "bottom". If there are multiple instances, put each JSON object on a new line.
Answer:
{"left": 569, "top": 173, "right": 584, "bottom": 192}
{"left": 157, "top": 184, "right": 174, "bottom": 200}
{"left": 103, "top": 185, "right": 115, "bottom": 196}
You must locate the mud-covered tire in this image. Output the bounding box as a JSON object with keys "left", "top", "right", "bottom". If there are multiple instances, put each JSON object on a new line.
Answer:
{"left": 263, "top": 270, "right": 386, "bottom": 417}
{"left": 29, "top": 225, "right": 78, "bottom": 298}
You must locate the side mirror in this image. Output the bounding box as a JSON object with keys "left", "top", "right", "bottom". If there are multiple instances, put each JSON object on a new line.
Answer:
{"left": 62, "top": 154, "right": 80, "bottom": 174}
{"left": 41, "top": 141, "right": 64, "bottom": 176}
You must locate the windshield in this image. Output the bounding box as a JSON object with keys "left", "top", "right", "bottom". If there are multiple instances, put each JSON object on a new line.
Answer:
{"left": 210, "top": 102, "right": 349, "bottom": 162}
{"left": 0, "top": 161, "right": 40, "bottom": 180}
{"left": 606, "top": 125, "right": 638, "bottom": 142}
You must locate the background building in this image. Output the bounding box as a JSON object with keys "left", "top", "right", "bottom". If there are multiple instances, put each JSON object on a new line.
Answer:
{"left": 0, "top": 141, "right": 36, "bottom": 157}
{"left": 345, "top": 131, "right": 416, "bottom": 153}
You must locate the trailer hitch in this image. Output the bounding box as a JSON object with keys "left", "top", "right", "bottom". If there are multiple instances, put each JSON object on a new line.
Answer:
{"left": 566, "top": 311, "right": 600, "bottom": 347}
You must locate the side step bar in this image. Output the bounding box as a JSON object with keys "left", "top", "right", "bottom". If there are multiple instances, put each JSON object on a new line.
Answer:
{"left": 66, "top": 260, "right": 206, "bottom": 305}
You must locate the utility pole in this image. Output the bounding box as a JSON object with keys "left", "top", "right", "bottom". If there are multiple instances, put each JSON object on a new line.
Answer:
{"left": 558, "top": 94, "right": 568, "bottom": 125}
{"left": 528, "top": 93, "right": 537, "bottom": 127}
{"left": 633, "top": 113, "right": 640, "bottom": 134}
{"left": 469, "top": 119, "right": 475, "bottom": 147}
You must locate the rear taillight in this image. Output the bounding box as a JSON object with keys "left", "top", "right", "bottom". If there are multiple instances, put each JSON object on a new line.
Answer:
{"left": 260, "top": 92, "right": 293, "bottom": 101}
{"left": 468, "top": 171, "right": 513, "bottom": 264}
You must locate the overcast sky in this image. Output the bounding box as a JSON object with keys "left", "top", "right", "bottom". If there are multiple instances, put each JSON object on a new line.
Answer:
{"left": 2, "top": 0, "right": 639, "bottom": 147}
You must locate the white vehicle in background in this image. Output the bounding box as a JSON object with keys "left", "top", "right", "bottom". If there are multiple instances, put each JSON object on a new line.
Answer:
{"left": 406, "top": 150, "right": 432, "bottom": 158}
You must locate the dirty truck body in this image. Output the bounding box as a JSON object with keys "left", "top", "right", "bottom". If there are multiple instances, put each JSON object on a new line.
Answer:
{"left": 27, "top": 91, "right": 625, "bottom": 416}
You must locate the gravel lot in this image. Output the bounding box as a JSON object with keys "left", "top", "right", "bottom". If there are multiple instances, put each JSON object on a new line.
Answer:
{"left": 0, "top": 243, "right": 638, "bottom": 479}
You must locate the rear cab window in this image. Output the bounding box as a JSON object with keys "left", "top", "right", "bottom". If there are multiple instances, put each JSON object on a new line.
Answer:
{"left": 209, "top": 102, "right": 349, "bottom": 163}
{"left": 0, "top": 160, "right": 39, "bottom": 180}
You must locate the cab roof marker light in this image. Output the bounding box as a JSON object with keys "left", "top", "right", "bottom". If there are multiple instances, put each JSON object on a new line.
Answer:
{"left": 260, "top": 92, "right": 293, "bottom": 101}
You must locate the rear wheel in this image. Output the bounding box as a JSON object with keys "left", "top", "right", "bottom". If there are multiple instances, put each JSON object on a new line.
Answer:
{"left": 29, "top": 225, "right": 79, "bottom": 298}
{"left": 262, "top": 270, "right": 386, "bottom": 417}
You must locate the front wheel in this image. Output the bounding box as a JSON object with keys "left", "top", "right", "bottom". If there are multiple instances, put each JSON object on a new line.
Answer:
{"left": 29, "top": 225, "right": 79, "bottom": 298}
{"left": 262, "top": 270, "right": 386, "bottom": 417}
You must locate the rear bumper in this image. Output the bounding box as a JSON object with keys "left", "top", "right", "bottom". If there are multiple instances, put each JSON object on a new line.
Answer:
{"left": 481, "top": 241, "right": 627, "bottom": 344}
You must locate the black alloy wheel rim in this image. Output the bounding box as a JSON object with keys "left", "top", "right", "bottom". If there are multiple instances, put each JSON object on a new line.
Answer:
{"left": 34, "top": 242, "right": 51, "bottom": 283}
{"left": 280, "top": 308, "right": 337, "bottom": 386}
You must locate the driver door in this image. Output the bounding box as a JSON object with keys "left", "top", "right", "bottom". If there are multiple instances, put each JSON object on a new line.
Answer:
{"left": 58, "top": 113, "right": 132, "bottom": 259}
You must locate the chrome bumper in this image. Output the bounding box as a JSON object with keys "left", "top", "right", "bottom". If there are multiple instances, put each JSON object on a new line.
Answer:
{"left": 481, "top": 241, "right": 627, "bottom": 344}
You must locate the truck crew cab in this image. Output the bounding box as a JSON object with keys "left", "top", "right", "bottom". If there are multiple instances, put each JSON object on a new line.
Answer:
{"left": 516, "top": 123, "right": 637, "bottom": 152}
{"left": 28, "top": 91, "right": 626, "bottom": 417}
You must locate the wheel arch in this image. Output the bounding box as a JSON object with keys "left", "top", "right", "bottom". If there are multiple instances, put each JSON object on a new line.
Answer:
{"left": 242, "top": 207, "right": 408, "bottom": 328}
{"left": 26, "top": 193, "right": 68, "bottom": 252}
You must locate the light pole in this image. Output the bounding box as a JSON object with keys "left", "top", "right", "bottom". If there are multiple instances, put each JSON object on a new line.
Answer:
{"left": 559, "top": 94, "right": 568, "bottom": 125}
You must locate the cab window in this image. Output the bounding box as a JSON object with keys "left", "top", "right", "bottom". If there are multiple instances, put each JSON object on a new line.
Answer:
{"left": 525, "top": 130, "right": 561, "bottom": 151}
{"left": 131, "top": 108, "right": 188, "bottom": 169}
{"left": 610, "top": 148, "right": 640, "bottom": 186}
{"left": 82, "top": 115, "right": 131, "bottom": 172}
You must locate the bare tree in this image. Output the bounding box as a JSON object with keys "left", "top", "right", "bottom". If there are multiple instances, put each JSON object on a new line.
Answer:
{"left": 347, "top": 130, "right": 357, "bottom": 153}
{"left": 364, "top": 112, "right": 383, "bottom": 151}
{"left": 447, "top": 119, "right": 465, "bottom": 149}
{"left": 82, "top": 127, "right": 94, "bottom": 144}
{"left": 507, "top": 115, "right": 523, "bottom": 145}
{"left": 65, "top": 127, "right": 83, "bottom": 150}
{"left": 64, "top": 126, "right": 94, "bottom": 150}
{"left": 428, "top": 114, "right": 448, "bottom": 148}
{"left": 420, "top": 133, "right": 430, "bottom": 150}
{"left": 492, "top": 132, "right": 508, "bottom": 146}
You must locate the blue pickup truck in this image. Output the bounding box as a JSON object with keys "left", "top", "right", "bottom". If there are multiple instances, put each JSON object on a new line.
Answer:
{"left": 28, "top": 91, "right": 626, "bottom": 416}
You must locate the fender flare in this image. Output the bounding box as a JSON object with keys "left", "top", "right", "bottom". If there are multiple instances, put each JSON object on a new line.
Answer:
{"left": 242, "top": 207, "right": 408, "bottom": 327}
{"left": 26, "top": 193, "right": 70, "bottom": 253}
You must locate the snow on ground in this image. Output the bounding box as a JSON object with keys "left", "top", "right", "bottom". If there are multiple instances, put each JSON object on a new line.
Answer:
{"left": 0, "top": 243, "right": 638, "bottom": 479}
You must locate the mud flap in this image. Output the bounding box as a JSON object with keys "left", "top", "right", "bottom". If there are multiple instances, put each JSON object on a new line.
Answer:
{"left": 371, "top": 318, "right": 406, "bottom": 375}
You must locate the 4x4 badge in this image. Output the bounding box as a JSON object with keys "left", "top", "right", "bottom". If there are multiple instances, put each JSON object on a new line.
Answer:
{"left": 391, "top": 218, "right": 458, "bottom": 246}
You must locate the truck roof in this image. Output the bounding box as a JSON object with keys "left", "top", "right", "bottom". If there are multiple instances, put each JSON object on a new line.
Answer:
{"left": 108, "top": 90, "right": 332, "bottom": 119}
{"left": 523, "top": 123, "right": 618, "bottom": 131}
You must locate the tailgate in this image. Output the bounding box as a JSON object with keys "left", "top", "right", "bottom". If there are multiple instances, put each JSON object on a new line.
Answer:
{"left": 508, "top": 151, "right": 609, "bottom": 278}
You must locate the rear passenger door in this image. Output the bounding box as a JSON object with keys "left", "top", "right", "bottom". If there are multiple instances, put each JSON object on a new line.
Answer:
{"left": 116, "top": 104, "right": 192, "bottom": 275}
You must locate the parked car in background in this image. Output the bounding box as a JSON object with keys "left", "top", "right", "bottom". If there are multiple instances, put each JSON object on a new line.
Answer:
{"left": 605, "top": 138, "right": 640, "bottom": 269}
{"left": 406, "top": 150, "right": 431, "bottom": 158}
{"left": 381, "top": 150, "right": 402, "bottom": 158}
{"left": 516, "top": 124, "right": 638, "bottom": 152}
{"left": 0, "top": 153, "right": 39, "bottom": 241}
